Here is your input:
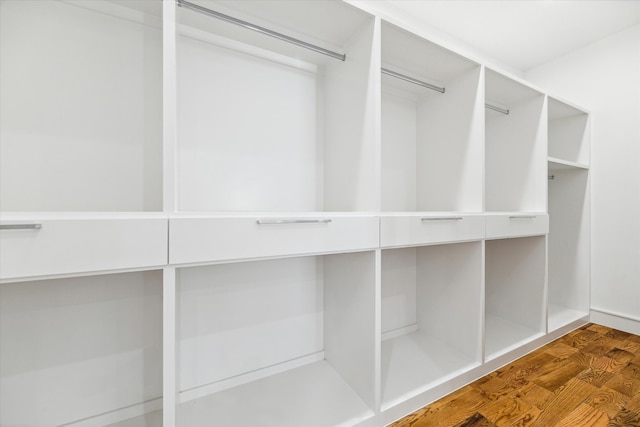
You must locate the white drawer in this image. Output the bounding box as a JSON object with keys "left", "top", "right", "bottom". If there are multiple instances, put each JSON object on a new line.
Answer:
{"left": 169, "top": 216, "right": 379, "bottom": 264}
{"left": 380, "top": 215, "right": 485, "bottom": 248}
{"left": 485, "top": 214, "right": 549, "bottom": 239}
{"left": 0, "top": 218, "right": 168, "bottom": 280}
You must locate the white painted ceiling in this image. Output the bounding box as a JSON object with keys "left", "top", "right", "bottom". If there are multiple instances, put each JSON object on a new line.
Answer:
{"left": 382, "top": 0, "right": 640, "bottom": 72}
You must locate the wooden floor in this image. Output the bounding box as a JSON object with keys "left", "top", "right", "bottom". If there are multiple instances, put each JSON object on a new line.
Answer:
{"left": 390, "top": 323, "right": 640, "bottom": 427}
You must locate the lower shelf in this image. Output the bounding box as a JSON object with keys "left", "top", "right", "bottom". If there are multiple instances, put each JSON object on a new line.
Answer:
{"left": 485, "top": 314, "right": 544, "bottom": 361}
{"left": 548, "top": 304, "right": 589, "bottom": 332}
{"left": 381, "top": 330, "right": 480, "bottom": 410}
{"left": 178, "top": 360, "right": 373, "bottom": 427}
{"left": 106, "top": 410, "right": 163, "bottom": 427}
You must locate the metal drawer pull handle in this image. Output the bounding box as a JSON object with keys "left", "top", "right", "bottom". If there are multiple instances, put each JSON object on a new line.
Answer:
{"left": 0, "top": 223, "right": 42, "bottom": 230}
{"left": 509, "top": 216, "right": 537, "bottom": 219}
{"left": 421, "top": 217, "right": 463, "bottom": 221}
{"left": 256, "top": 219, "right": 332, "bottom": 225}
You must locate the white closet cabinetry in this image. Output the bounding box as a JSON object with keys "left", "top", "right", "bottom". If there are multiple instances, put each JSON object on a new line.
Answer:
{"left": 547, "top": 98, "right": 591, "bottom": 332}
{"left": 0, "top": 1, "right": 593, "bottom": 426}
{"left": 0, "top": 1, "right": 166, "bottom": 426}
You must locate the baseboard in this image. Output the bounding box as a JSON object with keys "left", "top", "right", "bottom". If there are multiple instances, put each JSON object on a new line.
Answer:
{"left": 590, "top": 308, "right": 640, "bottom": 335}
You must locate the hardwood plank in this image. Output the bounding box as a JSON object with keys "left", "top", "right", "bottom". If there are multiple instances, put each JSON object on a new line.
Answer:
{"left": 591, "top": 355, "right": 628, "bottom": 373}
{"left": 621, "top": 363, "right": 640, "bottom": 381}
{"left": 511, "top": 382, "right": 552, "bottom": 407}
{"left": 605, "top": 329, "right": 633, "bottom": 341}
{"left": 530, "top": 360, "right": 584, "bottom": 391}
{"left": 478, "top": 393, "right": 530, "bottom": 426}
{"left": 554, "top": 402, "right": 610, "bottom": 427}
{"left": 562, "top": 329, "right": 601, "bottom": 349}
{"left": 577, "top": 367, "right": 615, "bottom": 387}
{"left": 543, "top": 341, "right": 580, "bottom": 360}
{"left": 472, "top": 376, "right": 517, "bottom": 402}
{"left": 583, "top": 386, "right": 630, "bottom": 418}
{"left": 455, "top": 413, "right": 498, "bottom": 427}
{"left": 609, "top": 408, "right": 640, "bottom": 426}
{"left": 526, "top": 378, "right": 599, "bottom": 426}
{"left": 606, "top": 347, "right": 637, "bottom": 364}
{"left": 604, "top": 374, "right": 640, "bottom": 398}
{"left": 588, "top": 324, "right": 612, "bottom": 334}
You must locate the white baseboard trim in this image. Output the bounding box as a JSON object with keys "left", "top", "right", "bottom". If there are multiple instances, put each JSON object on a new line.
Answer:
{"left": 60, "top": 398, "right": 162, "bottom": 427}
{"left": 590, "top": 308, "right": 640, "bottom": 335}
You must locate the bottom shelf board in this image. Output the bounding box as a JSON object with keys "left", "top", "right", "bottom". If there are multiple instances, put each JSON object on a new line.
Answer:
{"left": 105, "top": 410, "right": 163, "bottom": 427}
{"left": 548, "top": 304, "right": 589, "bottom": 332}
{"left": 485, "top": 314, "right": 544, "bottom": 361}
{"left": 178, "top": 360, "right": 373, "bottom": 427}
{"left": 381, "top": 330, "right": 480, "bottom": 410}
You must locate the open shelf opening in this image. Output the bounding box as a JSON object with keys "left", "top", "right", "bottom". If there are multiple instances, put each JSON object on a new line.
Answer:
{"left": 485, "top": 69, "right": 546, "bottom": 213}
{"left": 548, "top": 164, "right": 590, "bottom": 331}
{"left": 0, "top": 1, "right": 163, "bottom": 212}
{"left": 176, "top": 252, "right": 376, "bottom": 426}
{"left": 485, "top": 236, "right": 546, "bottom": 360}
{"left": 380, "top": 242, "right": 483, "bottom": 409}
{"left": 176, "top": 1, "right": 377, "bottom": 213}
{"left": 548, "top": 97, "right": 590, "bottom": 166}
{"left": 0, "top": 271, "right": 163, "bottom": 426}
{"left": 380, "top": 22, "right": 483, "bottom": 213}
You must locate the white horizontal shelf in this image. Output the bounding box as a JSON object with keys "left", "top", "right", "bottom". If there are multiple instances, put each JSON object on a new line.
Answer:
{"left": 548, "top": 157, "right": 590, "bottom": 170}
{"left": 548, "top": 304, "right": 589, "bottom": 333}
{"left": 485, "top": 314, "right": 544, "bottom": 361}
{"left": 381, "top": 330, "right": 480, "bottom": 410}
{"left": 178, "top": 360, "right": 373, "bottom": 427}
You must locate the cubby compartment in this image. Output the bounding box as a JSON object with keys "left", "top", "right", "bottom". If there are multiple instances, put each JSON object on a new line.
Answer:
{"left": 0, "top": 0, "right": 163, "bottom": 212}
{"left": 485, "top": 236, "right": 546, "bottom": 360}
{"left": 176, "top": 252, "right": 376, "bottom": 426}
{"left": 0, "top": 271, "right": 163, "bottom": 426}
{"left": 381, "top": 242, "right": 483, "bottom": 409}
{"left": 485, "top": 69, "right": 546, "bottom": 213}
{"left": 176, "top": 0, "right": 377, "bottom": 212}
{"left": 548, "top": 97, "right": 590, "bottom": 167}
{"left": 548, "top": 162, "right": 590, "bottom": 331}
{"left": 381, "top": 22, "right": 483, "bottom": 213}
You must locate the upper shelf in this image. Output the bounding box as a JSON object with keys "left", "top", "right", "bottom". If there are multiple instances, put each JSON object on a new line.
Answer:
{"left": 548, "top": 97, "right": 590, "bottom": 166}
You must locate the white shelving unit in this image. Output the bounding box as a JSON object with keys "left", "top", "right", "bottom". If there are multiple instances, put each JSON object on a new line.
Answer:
{"left": 176, "top": 0, "right": 377, "bottom": 212}
{"left": 547, "top": 98, "right": 591, "bottom": 332}
{"left": 381, "top": 243, "right": 482, "bottom": 410}
{"left": 176, "top": 253, "right": 376, "bottom": 426}
{"left": 0, "top": 1, "right": 592, "bottom": 426}
{"left": 485, "top": 68, "right": 547, "bottom": 213}
{"left": 381, "top": 22, "right": 483, "bottom": 213}
{"left": 485, "top": 236, "right": 546, "bottom": 361}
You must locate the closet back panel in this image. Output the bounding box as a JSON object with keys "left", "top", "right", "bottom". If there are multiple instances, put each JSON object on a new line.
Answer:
{"left": 176, "top": 2, "right": 377, "bottom": 212}
{"left": 0, "top": 271, "right": 162, "bottom": 427}
{"left": 0, "top": 0, "right": 162, "bottom": 212}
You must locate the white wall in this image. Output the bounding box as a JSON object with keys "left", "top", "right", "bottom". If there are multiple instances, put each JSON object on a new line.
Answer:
{"left": 525, "top": 25, "right": 640, "bottom": 324}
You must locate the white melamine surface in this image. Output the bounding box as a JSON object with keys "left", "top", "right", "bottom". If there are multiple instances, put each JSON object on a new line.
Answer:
{"left": 485, "top": 214, "right": 549, "bottom": 239}
{"left": 0, "top": 271, "right": 162, "bottom": 427}
{"left": 548, "top": 304, "right": 589, "bottom": 333}
{"left": 381, "top": 331, "right": 479, "bottom": 409}
{"left": 0, "top": 216, "right": 168, "bottom": 280}
{"left": 380, "top": 214, "right": 484, "bottom": 248}
{"left": 381, "top": 22, "right": 483, "bottom": 212}
{"left": 0, "top": 0, "right": 162, "bottom": 212}
{"left": 485, "top": 69, "right": 547, "bottom": 213}
{"left": 485, "top": 237, "right": 546, "bottom": 360}
{"left": 169, "top": 215, "right": 379, "bottom": 264}
{"left": 179, "top": 361, "right": 372, "bottom": 427}
{"left": 177, "top": 2, "right": 377, "bottom": 212}
{"left": 548, "top": 97, "right": 590, "bottom": 166}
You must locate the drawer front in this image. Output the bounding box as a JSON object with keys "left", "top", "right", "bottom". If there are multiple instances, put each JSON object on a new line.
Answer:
{"left": 169, "top": 216, "right": 379, "bottom": 264}
{"left": 380, "top": 215, "right": 485, "bottom": 248}
{"left": 485, "top": 214, "right": 549, "bottom": 239}
{"left": 0, "top": 219, "right": 168, "bottom": 280}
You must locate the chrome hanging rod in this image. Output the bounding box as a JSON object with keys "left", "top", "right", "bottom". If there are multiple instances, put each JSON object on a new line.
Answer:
{"left": 485, "top": 103, "right": 510, "bottom": 115}
{"left": 176, "top": 0, "right": 346, "bottom": 61}
{"left": 381, "top": 68, "right": 445, "bottom": 93}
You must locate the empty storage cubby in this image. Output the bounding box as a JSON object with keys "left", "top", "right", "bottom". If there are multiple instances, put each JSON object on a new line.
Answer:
{"left": 176, "top": 0, "right": 377, "bottom": 212}
{"left": 485, "top": 69, "right": 546, "bottom": 213}
{"left": 0, "top": 0, "right": 163, "bottom": 212}
{"left": 177, "top": 252, "right": 376, "bottom": 426}
{"left": 548, "top": 97, "right": 590, "bottom": 167}
{"left": 548, "top": 162, "right": 590, "bottom": 331}
{"left": 0, "top": 271, "right": 163, "bottom": 426}
{"left": 381, "top": 242, "right": 483, "bottom": 409}
{"left": 381, "top": 22, "right": 483, "bottom": 213}
{"left": 485, "top": 236, "right": 546, "bottom": 360}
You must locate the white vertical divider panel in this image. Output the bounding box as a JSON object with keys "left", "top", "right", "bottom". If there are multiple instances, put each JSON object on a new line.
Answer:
{"left": 416, "top": 66, "right": 484, "bottom": 212}
{"left": 374, "top": 249, "right": 382, "bottom": 412}
{"left": 163, "top": 0, "right": 177, "bottom": 214}
{"left": 163, "top": 267, "right": 177, "bottom": 427}
{"left": 324, "top": 19, "right": 379, "bottom": 211}
{"left": 324, "top": 251, "right": 377, "bottom": 411}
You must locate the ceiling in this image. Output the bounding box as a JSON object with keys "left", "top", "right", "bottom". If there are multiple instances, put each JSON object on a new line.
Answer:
{"left": 381, "top": 0, "right": 640, "bottom": 72}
